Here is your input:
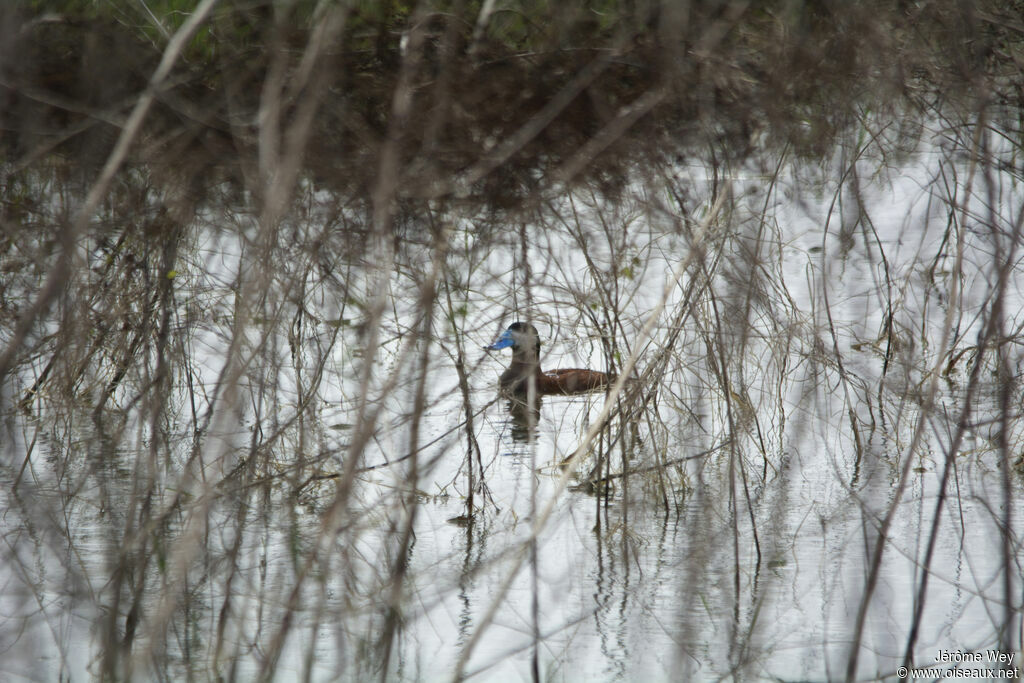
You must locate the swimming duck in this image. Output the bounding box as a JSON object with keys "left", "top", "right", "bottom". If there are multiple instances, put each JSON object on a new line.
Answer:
{"left": 485, "top": 322, "right": 612, "bottom": 396}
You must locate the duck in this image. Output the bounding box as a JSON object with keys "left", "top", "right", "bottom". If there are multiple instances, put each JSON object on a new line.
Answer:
{"left": 485, "top": 322, "right": 612, "bottom": 396}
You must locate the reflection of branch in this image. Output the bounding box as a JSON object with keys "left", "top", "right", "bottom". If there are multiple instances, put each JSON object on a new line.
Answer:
{"left": 567, "top": 440, "right": 732, "bottom": 488}
{"left": 0, "top": 0, "right": 220, "bottom": 382}
{"left": 847, "top": 110, "right": 977, "bottom": 682}
{"left": 454, "top": 189, "right": 728, "bottom": 680}
{"left": 287, "top": 393, "right": 500, "bottom": 496}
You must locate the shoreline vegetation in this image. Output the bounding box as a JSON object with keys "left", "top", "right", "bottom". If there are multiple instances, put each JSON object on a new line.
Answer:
{"left": 4, "top": 1, "right": 1020, "bottom": 210}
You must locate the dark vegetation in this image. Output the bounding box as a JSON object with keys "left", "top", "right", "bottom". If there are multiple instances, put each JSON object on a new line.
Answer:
{"left": 4, "top": 1, "right": 1021, "bottom": 211}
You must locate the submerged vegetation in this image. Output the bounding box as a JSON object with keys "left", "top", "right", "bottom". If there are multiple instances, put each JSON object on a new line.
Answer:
{"left": 2, "top": 1, "right": 1024, "bottom": 680}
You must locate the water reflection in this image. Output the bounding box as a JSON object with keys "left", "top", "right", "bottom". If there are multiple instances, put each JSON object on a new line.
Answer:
{"left": 505, "top": 396, "right": 541, "bottom": 443}
{"left": 3, "top": 139, "right": 1024, "bottom": 682}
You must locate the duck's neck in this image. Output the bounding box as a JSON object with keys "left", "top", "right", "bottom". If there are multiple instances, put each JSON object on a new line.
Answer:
{"left": 501, "top": 348, "right": 543, "bottom": 391}
{"left": 512, "top": 348, "right": 543, "bottom": 375}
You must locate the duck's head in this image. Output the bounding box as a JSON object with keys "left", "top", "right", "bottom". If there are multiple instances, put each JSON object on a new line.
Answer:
{"left": 485, "top": 321, "right": 540, "bottom": 356}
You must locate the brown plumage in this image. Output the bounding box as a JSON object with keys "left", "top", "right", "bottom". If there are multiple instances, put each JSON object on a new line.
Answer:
{"left": 485, "top": 322, "right": 612, "bottom": 396}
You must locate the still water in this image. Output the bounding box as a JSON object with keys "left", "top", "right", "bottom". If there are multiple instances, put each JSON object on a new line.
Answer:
{"left": 2, "top": 133, "right": 1023, "bottom": 681}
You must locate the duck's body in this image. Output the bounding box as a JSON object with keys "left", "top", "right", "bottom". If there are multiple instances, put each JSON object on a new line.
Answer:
{"left": 486, "top": 322, "right": 612, "bottom": 396}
